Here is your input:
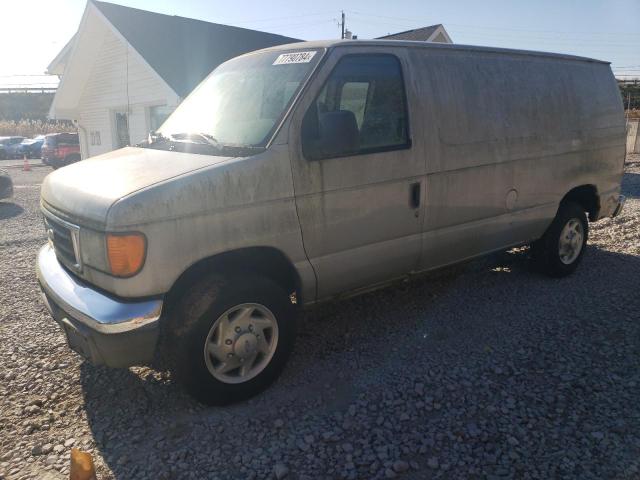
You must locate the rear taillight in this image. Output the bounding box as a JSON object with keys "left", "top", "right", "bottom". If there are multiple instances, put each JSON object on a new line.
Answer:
{"left": 58, "top": 146, "right": 72, "bottom": 157}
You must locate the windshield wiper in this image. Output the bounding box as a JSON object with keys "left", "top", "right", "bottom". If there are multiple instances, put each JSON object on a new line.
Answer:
{"left": 196, "top": 133, "right": 221, "bottom": 148}
{"left": 142, "top": 131, "right": 262, "bottom": 157}
{"left": 148, "top": 131, "right": 166, "bottom": 144}
{"left": 165, "top": 132, "right": 222, "bottom": 147}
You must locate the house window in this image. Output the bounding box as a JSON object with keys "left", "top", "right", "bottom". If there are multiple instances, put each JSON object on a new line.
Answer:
{"left": 149, "top": 105, "right": 174, "bottom": 132}
{"left": 89, "top": 131, "right": 102, "bottom": 146}
{"left": 114, "top": 112, "right": 130, "bottom": 149}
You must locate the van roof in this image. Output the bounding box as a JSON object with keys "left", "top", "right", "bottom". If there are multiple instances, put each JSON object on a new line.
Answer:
{"left": 257, "top": 39, "right": 609, "bottom": 65}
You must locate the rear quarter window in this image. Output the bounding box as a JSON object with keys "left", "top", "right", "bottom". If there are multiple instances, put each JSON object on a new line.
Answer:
{"left": 45, "top": 134, "right": 79, "bottom": 146}
{"left": 57, "top": 133, "right": 79, "bottom": 145}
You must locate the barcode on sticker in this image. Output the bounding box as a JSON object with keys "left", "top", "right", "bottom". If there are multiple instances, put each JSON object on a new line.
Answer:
{"left": 273, "top": 51, "right": 317, "bottom": 65}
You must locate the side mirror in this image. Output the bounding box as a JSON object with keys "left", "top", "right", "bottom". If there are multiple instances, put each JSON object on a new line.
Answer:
{"left": 302, "top": 107, "right": 359, "bottom": 160}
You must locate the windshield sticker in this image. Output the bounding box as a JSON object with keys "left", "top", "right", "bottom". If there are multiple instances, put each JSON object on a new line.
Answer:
{"left": 273, "top": 51, "right": 317, "bottom": 65}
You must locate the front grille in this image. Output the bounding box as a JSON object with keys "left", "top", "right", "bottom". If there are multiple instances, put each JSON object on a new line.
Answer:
{"left": 43, "top": 211, "right": 81, "bottom": 270}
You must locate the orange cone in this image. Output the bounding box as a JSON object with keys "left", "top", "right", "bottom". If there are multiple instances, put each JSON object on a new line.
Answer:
{"left": 22, "top": 154, "right": 31, "bottom": 172}
{"left": 69, "top": 448, "right": 97, "bottom": 480}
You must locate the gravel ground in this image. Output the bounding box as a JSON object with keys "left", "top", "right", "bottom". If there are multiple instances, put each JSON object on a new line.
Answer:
{"left": 1, "top": 157, "right": 640, "bottom": 480}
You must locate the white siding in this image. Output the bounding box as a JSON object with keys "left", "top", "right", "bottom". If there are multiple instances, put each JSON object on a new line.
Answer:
{"left": 628, "top": 119, "right": 639, "bottom": 154}
{"left": 431, "top": 32, "right": 448, "bottom": 43}
{"left": 77, "top": 26, "right": 178, "bottom": 158}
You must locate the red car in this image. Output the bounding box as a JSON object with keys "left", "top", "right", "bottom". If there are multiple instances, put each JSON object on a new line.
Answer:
{"left": 41, "top": 133, "right": 81, "bottom": 169}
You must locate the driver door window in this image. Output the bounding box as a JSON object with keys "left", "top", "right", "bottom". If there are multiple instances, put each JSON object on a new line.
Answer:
{"left": 302, "top": 54, "right": 410, "bottom": 160}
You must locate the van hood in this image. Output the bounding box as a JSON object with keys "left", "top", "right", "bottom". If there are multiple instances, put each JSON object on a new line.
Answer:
{"left": 41, "top": 147, "right": 233, "bottom": 226}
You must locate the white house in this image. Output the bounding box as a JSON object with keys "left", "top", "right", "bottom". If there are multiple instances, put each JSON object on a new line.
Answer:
{"left": 377, "top": 24, "right": 453, "bottom": 43}
{"left": 47, "top": 1, "right": 452, "bottom": 159}
{"left": 46, "top": 1, "right": 299, "bottom": 159}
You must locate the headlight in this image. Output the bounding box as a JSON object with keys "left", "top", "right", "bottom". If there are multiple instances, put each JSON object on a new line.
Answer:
{"left": 106, "top": 233, "right": 146, "bottom": 277}
{"left": 79, "top": 228, "right": 108, "bottom": 271}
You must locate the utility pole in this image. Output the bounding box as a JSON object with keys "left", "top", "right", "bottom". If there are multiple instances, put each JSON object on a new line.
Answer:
{"left": 341, "top": 10, "right": 345, "bottom": 39}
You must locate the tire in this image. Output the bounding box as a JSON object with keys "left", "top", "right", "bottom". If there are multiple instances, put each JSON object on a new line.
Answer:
{"left": 64, "top": 154, "right": 81, "bottom": 166}
{"left": 164, "top": 273, "right": 297, "bottom": 405}
{"left": 531, "top": 201, "right": 588, "bottom": 277}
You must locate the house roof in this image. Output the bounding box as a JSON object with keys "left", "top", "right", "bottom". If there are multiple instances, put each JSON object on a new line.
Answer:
{"left": 377, "top": 24, "right": 445, "bottom": 41}
{"left": 92, "top": 1, "right": 301, "bottom": 97}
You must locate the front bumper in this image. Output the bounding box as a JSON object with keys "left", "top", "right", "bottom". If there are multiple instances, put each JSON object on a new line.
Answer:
{"left": 36, "top": 244, "right": 162, "bottom": 367}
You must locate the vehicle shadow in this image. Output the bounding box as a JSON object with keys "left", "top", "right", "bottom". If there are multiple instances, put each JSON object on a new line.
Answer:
{"left": 0, "top": 202, "right": 24, "bottom": 220}
{"left": 622, "top": 172, "right": 640, "bottom": 199}
{"left": 79, "top": 245, "right": 640, "bottom": 479}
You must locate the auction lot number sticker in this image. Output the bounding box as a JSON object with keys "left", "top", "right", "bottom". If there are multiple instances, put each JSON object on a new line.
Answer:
{"left": 273, "top": 51, "right": 317, "bottom": 65}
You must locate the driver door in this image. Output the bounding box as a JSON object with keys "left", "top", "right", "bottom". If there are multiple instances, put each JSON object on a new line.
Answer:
{"left": 287, "top": 48, "right": 426, "bottom": 301}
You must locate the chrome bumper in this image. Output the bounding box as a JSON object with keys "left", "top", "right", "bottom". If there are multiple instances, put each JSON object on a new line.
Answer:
{"left": 612, "top": 195, "right": 626, "bottom": 218}
{"left": 36, "top": 244, "right": 162, "bottom": 367}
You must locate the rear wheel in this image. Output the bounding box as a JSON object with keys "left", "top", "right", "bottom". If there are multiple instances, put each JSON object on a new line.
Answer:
{"left": 531, "top": 201, "right": 588, "bottom": 277}
{"left": 165, "top": 273, "right": 297, "bottom": 405}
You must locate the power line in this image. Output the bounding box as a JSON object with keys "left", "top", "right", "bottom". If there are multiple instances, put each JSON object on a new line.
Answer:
{"left": 444, "top": 30, "right": 640, "bottom": 47}
{"left": 346, "top": 11, "right": 640, "bottom": 36}
{"left": 226, "top": 18, "right": 335, "bottom": 31}
{"left": 218, "top": 11, "right": 335, "bottom": 25}
{"left": 345, "top": 14, "right": 640, "bottom": 55}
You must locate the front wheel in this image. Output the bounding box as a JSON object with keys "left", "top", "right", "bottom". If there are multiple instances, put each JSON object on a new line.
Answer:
{"left": 531, "top": 201, "right": 588, "bottom": 277}
{"left": 165, "top": 273, "right": 297, "bottom": 405}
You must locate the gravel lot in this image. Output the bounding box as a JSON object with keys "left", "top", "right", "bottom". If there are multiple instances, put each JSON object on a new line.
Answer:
{"left": 1, "top": 157, "right": 639, "bottom": 480}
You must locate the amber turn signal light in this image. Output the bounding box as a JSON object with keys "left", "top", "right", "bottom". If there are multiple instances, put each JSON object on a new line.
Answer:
{"left": 106, "top": 233, "right": 146, "bottom": 277}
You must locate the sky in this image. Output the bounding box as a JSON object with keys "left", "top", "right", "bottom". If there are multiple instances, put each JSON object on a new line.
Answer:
{"left": 0, "top": 0, "right": 638, "bottom": 88}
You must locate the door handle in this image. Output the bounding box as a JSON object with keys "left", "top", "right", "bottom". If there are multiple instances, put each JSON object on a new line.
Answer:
{"left": 409, "top": 182, "right": 421, "bottom": 209}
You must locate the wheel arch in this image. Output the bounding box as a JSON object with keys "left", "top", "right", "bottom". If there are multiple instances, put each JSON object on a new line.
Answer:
{"left": 561, "top": 184, "right": 600, "bottom": 221}
{"left": 163, "top": 246, "right": 303, "bottom": 314}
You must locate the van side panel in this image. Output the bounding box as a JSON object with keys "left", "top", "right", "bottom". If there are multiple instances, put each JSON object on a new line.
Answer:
{"left": 410, "top": 48, "right": 625, "bottom": 270}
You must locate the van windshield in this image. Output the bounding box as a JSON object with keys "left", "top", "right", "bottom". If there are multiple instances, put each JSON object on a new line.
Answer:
{"left": 154, "top": 49, "right": 323, "bottom": 153}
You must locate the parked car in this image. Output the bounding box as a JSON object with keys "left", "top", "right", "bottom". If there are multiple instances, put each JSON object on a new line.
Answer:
{"left": 0, "top": 168, "right": 13, "bottom": 200}
{"left": 0, "top": 136, "right": 26, "bottom": 159}
{"left": 18, "top": 135, "right": 45, "bottom": 159}
{"left": 36, "top": 41, "right": 626, "bottom": 405}
{"left": 41, "top": 133, "right": 81, "bottom": 168}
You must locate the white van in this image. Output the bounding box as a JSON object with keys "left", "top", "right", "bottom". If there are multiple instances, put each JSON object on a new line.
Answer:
{"left": 37, "top": 40, "right": 626, "bottom": 404}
